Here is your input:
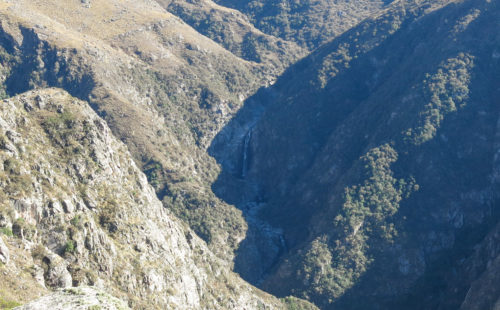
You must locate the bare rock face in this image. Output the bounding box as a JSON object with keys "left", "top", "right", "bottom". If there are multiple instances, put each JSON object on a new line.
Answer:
{"left": 0, "top": 0, "right": 257, "bottom": 262}
{"left": 15, "top": 287, "right": 130, "bottom": 310}
{"left": 0, "top": 235, "right": 9, "bottom": 264}
{"left": 43, "top": 252, "right": 73, "bottom": 289}
{"left": 0, "top": 89, "right": 293, "bottom": 309}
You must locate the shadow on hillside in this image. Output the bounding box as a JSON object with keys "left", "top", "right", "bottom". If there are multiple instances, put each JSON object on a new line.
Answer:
{"left": 206, "top": 0, "right": 499, "bottom": 307}
{"left": 207, "top": 80, "right": 283, "bottom": 285}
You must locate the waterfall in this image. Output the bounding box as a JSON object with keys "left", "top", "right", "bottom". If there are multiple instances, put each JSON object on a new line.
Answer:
{"left": 241, "top": 128, "right": 252, "bottom": 178}
{"left": 279, "top": 235, "right": 287, "bottom": 253}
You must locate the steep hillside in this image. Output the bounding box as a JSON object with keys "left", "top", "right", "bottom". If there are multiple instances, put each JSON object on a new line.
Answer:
{"left": 0, "top": 0, "right": 277, "bottom": 261}
{"left": 211, "top": 0, "right": 500, "bottom": 308}
{"left": 213, "top": 0, "right": 394, "bottom": 49}
{"left": 155, "top": 0, "right": 306, "bottom": 68}
{"left": 0, "top": 88, "right": 316, "bottom": 309}
{"left": 3, "top": 0, "right": 497, "bottom": 309}
{"left": 0, "top": 0, "right": 395, "bottom": 280}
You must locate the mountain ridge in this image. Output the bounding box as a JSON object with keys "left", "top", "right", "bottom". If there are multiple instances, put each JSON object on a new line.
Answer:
{"left": 210, "top": 0, "right": 500, "bottom": 308}
{"left": 1, "top": 0, "right": 499, "bottom": 308}
{"left": 0, "top": 87, "right": 318, "bottom": 309}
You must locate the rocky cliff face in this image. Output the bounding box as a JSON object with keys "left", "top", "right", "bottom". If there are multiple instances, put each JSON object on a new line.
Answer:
{"left": 0, "top": 0, "right": 395, "bottom": 286}
{"left": 211, "top": 0, "right": 500, "bottom": 308}
{"left": 0, "top": 0, "right": 267, "bottom": 262}
{"left": 1, "top": 0, "right": 498, "bottom": 308}
{"left": 0, "top": 89, "right": 312, "bottom": 309}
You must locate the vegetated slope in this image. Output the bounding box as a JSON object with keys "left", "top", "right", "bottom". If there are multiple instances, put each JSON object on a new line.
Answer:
{"left": 213, "top": 0, "right": 394, "bottom": 50}
{"left": 0, "top": 0, "right": 281, "bottom": 262}
{"left": 0, "top": 88, "right": 317, "bottom": 309}
{"left": 154, "top": 0, "right": 307, "bottom": 69}
{"left": 211, "top": 0, "right": 500, "bottom": 308}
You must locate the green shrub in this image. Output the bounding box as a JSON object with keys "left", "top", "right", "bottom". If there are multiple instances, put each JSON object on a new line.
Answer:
{"left": 0, "top": 89, "right": 7, "bottom": 101}
{"left": 0, "top": 227, "right": 13, "bottom": 237}
{"left": 0, "top": 297, "right": 21, "bottom": 309}
{"left": 70, "top": 215, "right": 84, "bottom": 229}
{"left": 64, "top": 240, "right": 76, "bottom": 255}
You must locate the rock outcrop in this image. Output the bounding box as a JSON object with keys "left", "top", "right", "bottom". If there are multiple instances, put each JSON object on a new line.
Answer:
{"left": 0, "top": 235, "right": 8, "bottom": 264}
{"left": 0, "top": 89, "right": 304, "bottom": 309}
{"left": 0, "top": 0, "right": 262, "bottom": 262}
{"left": 16, "top": 287, "right": 130, "bottom": 310}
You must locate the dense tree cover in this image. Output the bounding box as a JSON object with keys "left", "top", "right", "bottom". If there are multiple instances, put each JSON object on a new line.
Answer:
{"left": 404, "top": 54, "right": 473, "bottom": 145}
{"left": 293, "top": 145, "right": 416, "bottom": 303}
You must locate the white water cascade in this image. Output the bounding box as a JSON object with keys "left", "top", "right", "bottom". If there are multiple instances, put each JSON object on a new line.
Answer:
{"left": 241, "top": 128, "right": 252, "bottom": 178}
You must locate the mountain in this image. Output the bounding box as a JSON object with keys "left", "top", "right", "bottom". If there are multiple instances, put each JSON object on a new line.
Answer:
{"left": 0, "top": 0, "right": 271, "bottom": 262}
{"left": 212, "top": 0, "right": 394, "bottom": 49}
{"left": 155, "top": 0, "right": 306, "bottom": 68}
{"left": 1, "top": 0, "right": 499, "bottom": 308}
{"left": 0, "top": 88, "right": 318, "bottom": 309}
{"left": 0, "top": 0, "right": 323, "bottom": 308}
{"left": 210, "top": 0, "right": 500, "bottom": 308}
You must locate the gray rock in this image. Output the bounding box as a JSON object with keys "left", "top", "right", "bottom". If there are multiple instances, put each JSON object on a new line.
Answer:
{"left": 0, "top": 89, "right": 290, "bottom": 309}
{"left": 34, "top": 95, "right": 45, "bottom": 109}
{"left": 49, "top": 201, "right": 64, "bottom": 214}
{"left": 0, "top": 235, "right": 9, "bottom": 264}
{"left": 62, "top": 199, "right": 74, "bottom": 213}
{"left": 33, "top": 264, "right": 46, "bottom": 287}
{"left": 44, "top": 253, "right": 72, "bottom": 288}
{"left": 81, "top": 0, "right": 91, "bottom": 8}
{"left": 14, "top": 287, "right": 130, "bottom": 310}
